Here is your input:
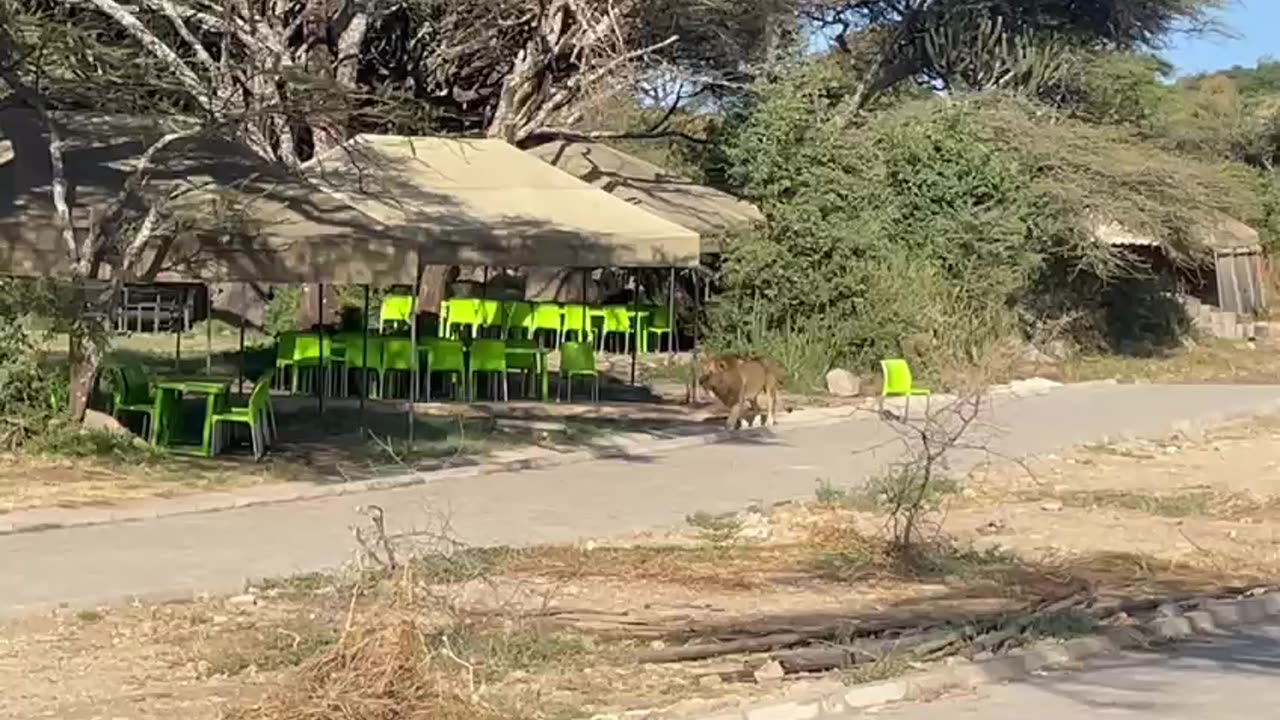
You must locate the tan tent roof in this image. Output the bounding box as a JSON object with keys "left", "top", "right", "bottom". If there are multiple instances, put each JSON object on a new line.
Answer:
{"left": 525, "top": 139, "right": 763, "bottom": 253}
{"left": 0, "top": 110, "right": 417, "bottom": 284}
{"left": 305, "top": 134, "right": 702, "bottom": 268}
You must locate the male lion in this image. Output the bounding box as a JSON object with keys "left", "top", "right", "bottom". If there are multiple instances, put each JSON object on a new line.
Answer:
{"left": 698, "top": 353, "right": 783, "bottom": 431}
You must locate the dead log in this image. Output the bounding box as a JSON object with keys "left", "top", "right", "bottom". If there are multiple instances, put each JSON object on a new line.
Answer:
{"left": 770, "top": 627, "right": 962, "bottom": 674}
{"left": 638, "top": 631, "right": 818, "bottom": 663}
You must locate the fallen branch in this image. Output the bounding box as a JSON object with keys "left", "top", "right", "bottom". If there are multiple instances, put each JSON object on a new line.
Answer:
{"left": 770, "top": 627, "right": 962, "bottom": 673}
{"left": 637, "top": 631, "right": 824, "bottom": 664}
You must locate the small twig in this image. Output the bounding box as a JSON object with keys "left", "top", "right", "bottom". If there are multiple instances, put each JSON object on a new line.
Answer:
{"left": 359, "top": 504, "right": 399, "bottom": 570}
{"left": 276, "top": 627, "right": 302, "bottom": 651}
{"left": 439, "top": 634, "right": 477, "bottom": 694}
{"left": 351, "top": 525, "right": 385, "bottom": 570}
{"left": 341, "top": 583, "right": 361, "bottom": 642}
{"left": 1178, "top": 526, "right": 1212, "bottom": 555}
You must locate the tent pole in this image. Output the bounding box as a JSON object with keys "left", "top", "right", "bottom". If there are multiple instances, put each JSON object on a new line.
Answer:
{"left": 409, "top": 291, "right": 417, "bottom": 444}
{"left": 205, "top": 287, "right": 213, "bottom": 376}
{"left": 360, "top": 285, "right": 369, "bottom": 436}
{"left": 690, "top": 268, "right": 700, "bottom": 404}
{"left": 317, "top": 283, "right": 325, "bottom": 417}
{"left": 629, "top": 268, "right": 639, "bottom": 386}
{"left": 667, "top": 267, "right": 677, "bottom": 360}
{"left": 237, "top": 311, "right": 245, "bottom": 394}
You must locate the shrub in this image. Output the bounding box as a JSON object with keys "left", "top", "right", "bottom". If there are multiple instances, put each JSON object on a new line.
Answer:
{"left": 0, "top": 280, "right": 67, "bottom": 449}
{"left": 707, "top": 62, "right": 1266, "bottom": 382}
{"left": 264, "top": 286, "right": 303, "bottom": 336}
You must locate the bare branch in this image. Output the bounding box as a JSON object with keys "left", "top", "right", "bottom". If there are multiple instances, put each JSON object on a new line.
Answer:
{"left": 83, "top": 0, "right": 214, "bottom": 111}
{"left": 155, "top": 0, "right": 218, "bottom": 71}
{"left": 526, "top": 126, "right": 708, "bottom": 145}
{"left": 0, "top": 41, "right": 81, "bottom": 268}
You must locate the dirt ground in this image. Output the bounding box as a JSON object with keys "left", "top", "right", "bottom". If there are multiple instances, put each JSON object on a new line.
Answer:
{"left": 6, "top": 415, "right": 1280, "bottom": 720}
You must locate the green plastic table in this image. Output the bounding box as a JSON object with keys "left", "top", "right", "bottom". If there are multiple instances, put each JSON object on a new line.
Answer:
{"left": 152, "top": 377, "right": 232, "bottom": 457}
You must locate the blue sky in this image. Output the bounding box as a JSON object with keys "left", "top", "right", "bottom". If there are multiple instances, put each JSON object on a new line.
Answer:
{"left": 1165, "top": 1, "right": 1279, "bottom": 76}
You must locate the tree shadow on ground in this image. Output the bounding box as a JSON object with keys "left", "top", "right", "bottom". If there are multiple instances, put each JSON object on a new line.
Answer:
{"left": 142, "top": 385, "right": 768, "bottom": 483}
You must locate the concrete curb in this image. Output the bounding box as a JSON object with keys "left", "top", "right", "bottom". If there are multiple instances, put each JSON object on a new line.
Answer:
{"left": 0, "top": 403, "right": 873, "bottom": 536}
{"left": 593, "top": 591, "right": 1280, "bottom": 720}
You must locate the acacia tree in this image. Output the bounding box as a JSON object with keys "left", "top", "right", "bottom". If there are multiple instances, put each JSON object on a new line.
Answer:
{"left": 0, "top": 5, "right": 221, "bottom": 419}
{"left": 797, "top": 0, "right": 1224, "bottom": 117}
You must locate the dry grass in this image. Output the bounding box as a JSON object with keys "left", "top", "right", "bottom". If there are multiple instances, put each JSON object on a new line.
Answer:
{"left": 0, "top": 452, "right": 279, "bottom": 514}
{"left": 1056, "top": 338, "right": 1280, "bottom": 384}
{"left": 227, "top": 601, "right": 503, "bottom": 720}
{"left": 11, "top": 412, "right": 1280, "bottom": 719}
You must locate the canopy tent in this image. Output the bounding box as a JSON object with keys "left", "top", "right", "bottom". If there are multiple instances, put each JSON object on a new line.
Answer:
{"left": 0, "top": 109, "right": 415, "bottom": 284}
{"left": 302, "top": 134, "right": 702, "bottom": 268}
{"left": 525, "top": 139, "right": 763, "bottom": 253}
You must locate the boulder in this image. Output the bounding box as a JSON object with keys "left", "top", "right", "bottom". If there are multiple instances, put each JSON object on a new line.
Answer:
{"left": 824, "top": 368, "right": 861, "bottom": 397}
{"left": 81, "top": 409, "right": 132, "bottom": 436}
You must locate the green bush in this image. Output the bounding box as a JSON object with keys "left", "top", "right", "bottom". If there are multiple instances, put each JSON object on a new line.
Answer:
{"left": 0, "top": 280, "right": 67, "bottom": 450}
{"left": 264, "top": 286, "right": 302, "bottom": 336}
{"left": 709, "top": 82, "right": 1039, "bottom": 384}
{"left": 707, "top": 61, "right": 1268, "bottom": 383}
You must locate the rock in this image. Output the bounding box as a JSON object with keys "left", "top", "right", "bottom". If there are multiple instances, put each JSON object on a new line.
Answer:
{"left": 1008, "top": 377, "right": 1063, "bottom": 398}
{"left": 227, "top": 594, "right": 257, "bottom": 608}
{"left": 1040, "top": 501, "right": 1064, "bottom": 513}
{"left": 824, "top": 368, "right": 861, "bottom": 397}
{"left": 1019, "top": 343, "right": 1054, "bottom": 364}
{"left": 976, "top": 519, "right": 1007, "bottom": 536}
{"left": 1156, "top": 602, "right": 1183, "bottom": 618}
{"left": 737, "top": 512, "right": 772, "bottom": 541}
{"left": 698, "top": 674, "right": 725, "bottom": 688}
{"left": 81, "top": 409, "right": 132, "bottom": 436}
{"left": 753, "top": 659, "right": 785, "bottom": 683}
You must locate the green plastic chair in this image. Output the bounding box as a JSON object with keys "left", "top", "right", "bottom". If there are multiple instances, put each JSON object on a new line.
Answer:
{"left": 504, "top": 337, "right": 541, "bottom": 399}
{"left": 423, "top": 338, "right": 466, "bottom": 401}
{"left": 289, "top": 333, "right": 335, "bottom": 394}
{"left": 379, "top": 337, "right": 419, "bottom": 399}
{"left": 601, "top": 306, "right": 635, "bottom": 353}
{"left": 210, "top": 371, "right": 275, "bottom": 460}
{"left": 525, "top": 303, "right": 563, "bottom": 346}
{"left": 108, "top": 364, "right": 157, "bottom": 441}
{"left": 561, "top": 304, "right": 595, "bottom": 346}
{"left": 273, "top": 332, "right": 298, "bottom": 391}
{"left": 442, "top": 298, "right": 482, "bottom": 339}
{"left": 478, "top": 299, "right": 505, "bottom": 337}
{"left": 468, "top": 339, "right": 509, "bottom": 402}
{"left": 379, "top": 295, "right": 416, "bottom": 334}
{"left": 501, "top": 301, "right": 533, "bottom": 339}
{"left": 643, "top": 305, "right": 673, "bottom": 353}
{"left": 559, "top": 341, "right": 599, "bottom": 402}
{"left": 880, "top": 358, "right": 931, "bottom": 420}
{"left": 342, "top": 335, "right": 384, "bottom": 398}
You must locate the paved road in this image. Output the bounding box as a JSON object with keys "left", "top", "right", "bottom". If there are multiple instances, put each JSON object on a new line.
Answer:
{"left": 865, "top": 622, "right": 1280, "bottom": 719}
{"left": 2, "top": 383, "right": 1280, "bottom": 616}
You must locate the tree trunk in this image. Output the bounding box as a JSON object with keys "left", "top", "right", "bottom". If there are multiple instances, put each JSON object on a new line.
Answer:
{"left": 68, "top": 328, "right": 103, "bottom": 423}
{"left": 417, "top": 264, "right": 451, "bottom": 315}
